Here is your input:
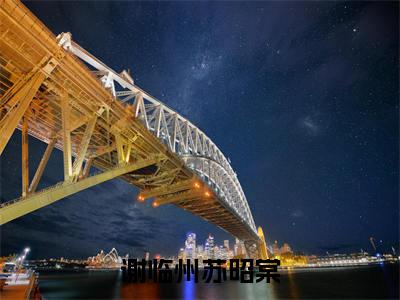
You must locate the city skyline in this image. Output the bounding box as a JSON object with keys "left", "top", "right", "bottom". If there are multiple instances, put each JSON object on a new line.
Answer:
{"left": 0, "top": 1, "right": 398, "bottom": 259}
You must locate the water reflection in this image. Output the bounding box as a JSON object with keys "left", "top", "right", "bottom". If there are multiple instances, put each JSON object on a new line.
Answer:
{"left": 286, "top": 269, "right": 300, "bottom": 299}
{"left": 120, "top": 281, "right": 160, "bottom": 299}
{"left": 38, "top": 264, "right": 399, "bottom": 299}
{"left": 182, "top": 277, "right": 195, "bottom": 300}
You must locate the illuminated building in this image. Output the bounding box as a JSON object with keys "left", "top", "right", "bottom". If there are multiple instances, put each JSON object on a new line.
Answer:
{"left": 224, "top": 240, "right": 234, "bottom": 259}
{"left": 205, "top": 234, "right": 215, "bottom": 259}
{"left": 145, "top": 252, "right": 150, "bottom": 261}
{"left": 234, "top": 238, "right": 246, "bottom": 256}
{"left": 184, "top": 233, "right": 197, "bottom": 259}
{"left": 219, "top": 245, "right": 228, "bottom": 259}
{"left": 213, "top": 246, "right": 220, "bottom": 259}
{"left": 305, "top": 252, "right": 398, "bottom": 267}
{"left": 224, "top": 240, "right": 230, "bottom": 251}
{"left": 87, "top": 248, "right": 121, "bottom": 268}
{"left": 234, "top": 238, "right": 239, "bottom": 256}
{"left": 197, "top": 245, "right": 205, "bottom": 262}
{"left": 178, "top": 248, "right": 185, "bottom": 260}
{"left": 281, "top": 243, "right": 292, "bottom": 254}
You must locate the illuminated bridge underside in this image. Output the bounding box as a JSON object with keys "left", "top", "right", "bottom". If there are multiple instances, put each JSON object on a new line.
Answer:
{"left": 0, "top": 0, "right": 267, "bottom": 257}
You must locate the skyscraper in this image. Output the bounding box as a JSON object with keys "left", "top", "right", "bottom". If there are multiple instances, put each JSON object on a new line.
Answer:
{"left": 234, "top": 238, "right": 240, "bottom": 256}
{"left": 197, "top": 245, "right": 204, "bottom": 262}
{"left": 234, "top": 238, "right": 246, "bottom": 257}
{"left": 280, "top": 243, "right": 292, "bottom": 254}
{"left": 224, "top": 240, "right": 230, "bottom": 251}
{"left": 178, "top": 248, "right": 185, "bottom": 260}
{"left": 205, "top": 234, "right": 215, "bottom": 259}
{"left": 185, "top": 233, "right": 197, "bottom": 259}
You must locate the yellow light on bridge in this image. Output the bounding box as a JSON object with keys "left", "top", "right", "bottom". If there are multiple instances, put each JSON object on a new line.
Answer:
{"left": 204, "top": 191, "right": 210, "bottom": 197}
{"left": 194, "top": 182, "right": 200, "bottom": 189}
{"left": 152, "top": 201, "right": 159, "bottom": 208}
{"left": 137, "top": 195, "right": 144, "bottom": 202}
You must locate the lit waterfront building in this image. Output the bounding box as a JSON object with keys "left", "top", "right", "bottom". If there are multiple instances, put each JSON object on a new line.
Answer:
{"left": 224, "top": 240, "right": 230, "bottom": 251}
{"left": 228, "top": 249, "right": 234, "bottom": 259}
{"left": 205, "top": 234, "right": 215, "bottom": 259}
{"left": 281, "top": 243, "right": 292, "bottom": 254}
{"left": 145, "top": 252, "right": 150, "bottom": 261}
{"left": 177, "top": 233, "right": 237, "bottom": 261}
{"left": 178, "top": 248, "right": 185, "bottom": 260}
{"left": 219, "top": 245, "right": 228, "bottom": 260}
{"left": 306, "top": 252, "right": 398, "bottom": 267}
{"left": 234, "top": 238, "right": 246, "bottom": 257}
{"left": 234, "top": 238, "right": 239, "bottom": 256}
{"left": 197, "top": 245, "right": 205, "bottom": 261}
{"left": 185, "top": 233, "right": 197, "bottom": 259}
{"left": 273, "top": 240, "right": 280, "bottom": 256}
{"left": 87, "top": 248, "right": 121, "bottom": 268}
{"left": 214, "top": 245, "right": 220, "bottom": 259}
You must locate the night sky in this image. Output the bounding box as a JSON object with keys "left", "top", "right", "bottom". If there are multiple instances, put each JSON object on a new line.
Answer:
{"left": 1, "top": 1, "right": 398, "bottom": 259}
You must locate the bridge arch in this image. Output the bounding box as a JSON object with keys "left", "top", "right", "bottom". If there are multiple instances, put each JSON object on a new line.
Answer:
{"left": 0, "top": 1, "right": 267, "bottom": 258}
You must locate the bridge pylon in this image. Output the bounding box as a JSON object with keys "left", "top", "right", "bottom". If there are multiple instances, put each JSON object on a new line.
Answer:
{"left": 257, "top": 226, "right": 269, "bottom": 259}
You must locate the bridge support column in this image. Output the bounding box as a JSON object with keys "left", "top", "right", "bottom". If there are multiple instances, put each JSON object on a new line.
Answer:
{"left": 61, "top": 93, "right": 73, "bottom": 182}
{"left": 21, "top": 116, "right": 29, "bottom": 197}
{"left": 72, "top": 115, "right": 98, "bottom": 181}
{"left": 257, "top": 226, "right": 269, "bottom": 259}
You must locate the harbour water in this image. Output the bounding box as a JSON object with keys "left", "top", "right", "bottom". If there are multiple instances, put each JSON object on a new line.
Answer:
{"left": 37, "top": 263, "right": 399, "bottom": 299}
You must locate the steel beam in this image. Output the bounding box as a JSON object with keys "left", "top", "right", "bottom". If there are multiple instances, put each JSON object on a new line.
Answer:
{"left": 257, "top": 227, "right": 269, "bottom": 259}
{"left": 29, "top": 137, "right": 57, "bottom": 193}
{"left": 124, "top": 144, "right": 132, "bottom": 163}
{"left": 0, "top": 71, "right": 46, "bottom": 155}
{"left": 115, "top": 133, "right": 125, "bottom": 165}
{"left": 81, "top": 158, "right": 93, "bottom": 179}
{"left": 153, "top": 188, "right": 209, "bottom": 206}
{"left": 0, "top": 155, "right": 161, "bottom": 225}
{"left": 61, "top": 93, "right": 73, "bottom": 181}
{"left": 72, "top": 116, "right": 97, "bottom": 180}
{"left": 139, "top": 178, "right": 195, "bottom": 200}
{"left": 21, "top": 116, "right": 29, "bottom": 197}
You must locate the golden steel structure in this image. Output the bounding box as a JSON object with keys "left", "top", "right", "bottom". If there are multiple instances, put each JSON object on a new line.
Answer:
{"left": 0, "top": 0, "right": 269, "bottom": 258}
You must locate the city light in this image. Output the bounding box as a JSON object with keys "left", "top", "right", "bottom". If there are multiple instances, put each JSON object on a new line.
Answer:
{"left": 137, "top": 195, "right": 144, "bottom": 202}
{"left": 194, "top": 182, "right": 200, "bottom": 189}
{"left": 152, "top": 201, "right": 159, "bottom": 208}
{"left": 204, "top": 191, "right": 210, "bottom": 197}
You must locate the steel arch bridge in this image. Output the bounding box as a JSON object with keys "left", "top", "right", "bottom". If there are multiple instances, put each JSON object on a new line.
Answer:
{"left": 0, "top": 0, "right": 269, "bottom": 258}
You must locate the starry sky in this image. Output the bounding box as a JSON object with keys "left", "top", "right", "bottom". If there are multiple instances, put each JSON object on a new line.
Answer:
{"left": 1, "top": 1, "right": 398, "bottom": 259}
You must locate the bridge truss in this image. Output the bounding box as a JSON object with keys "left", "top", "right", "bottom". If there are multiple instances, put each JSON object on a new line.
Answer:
{"left": 0, "top": 0, "right": 268, "bottom": 258}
